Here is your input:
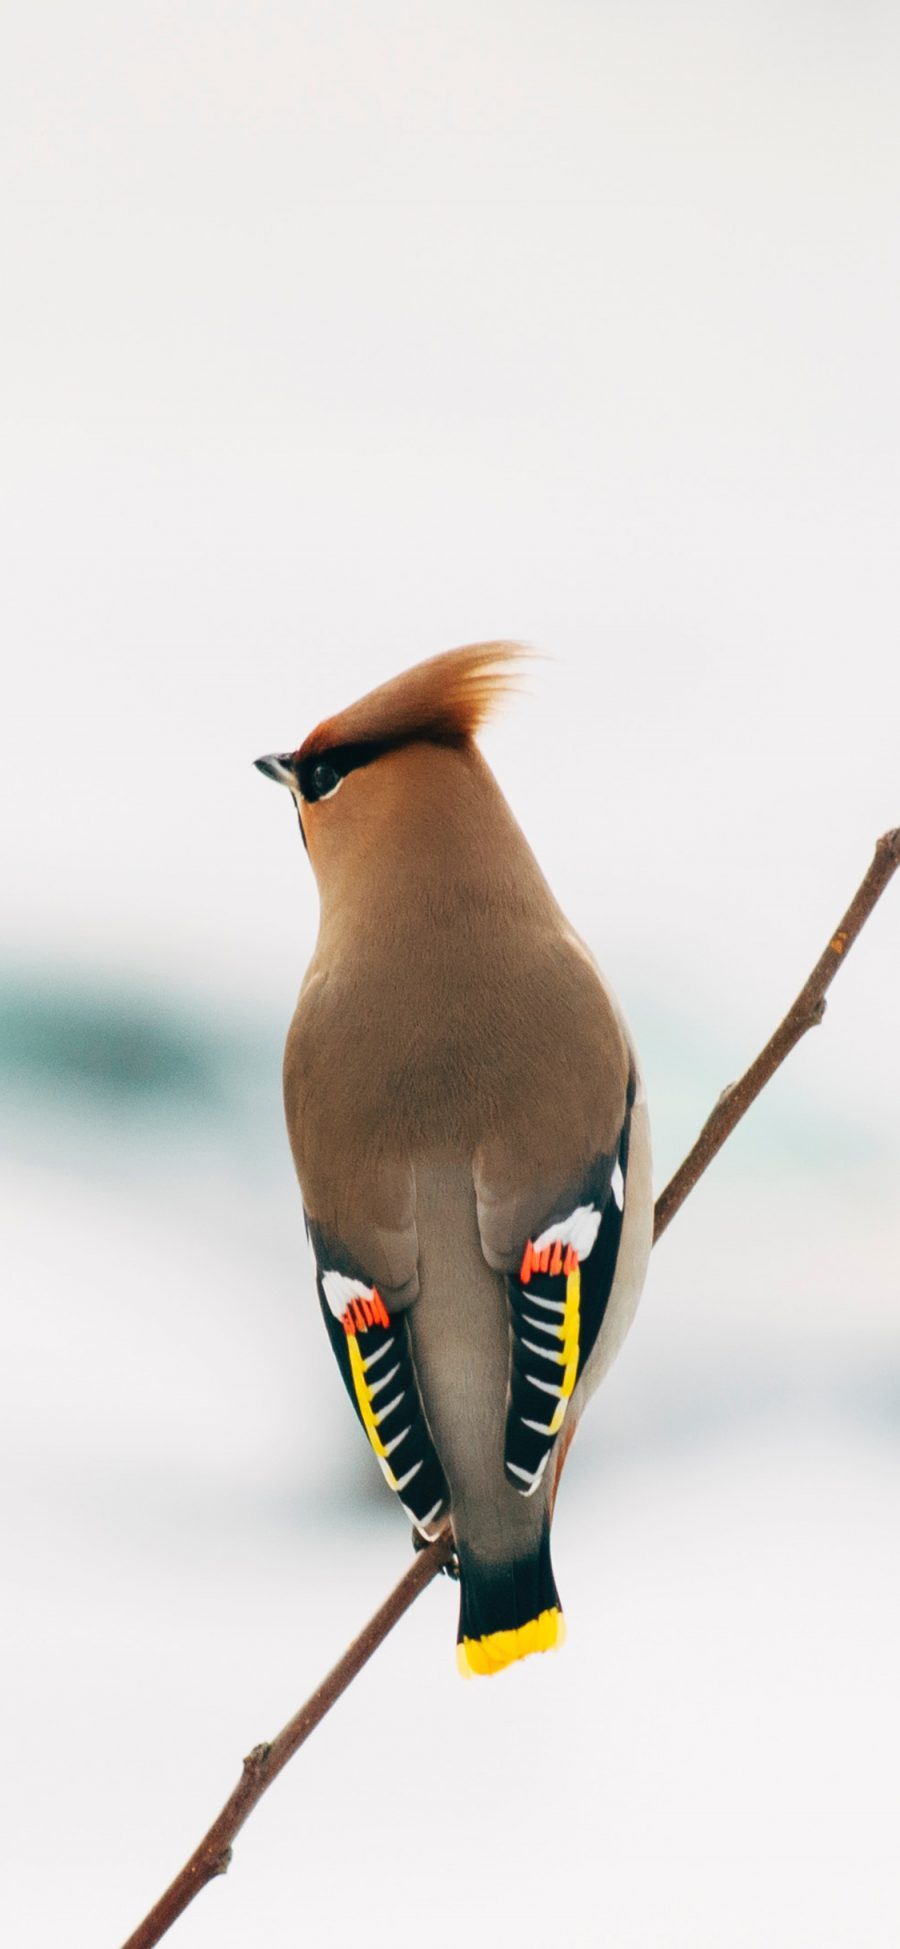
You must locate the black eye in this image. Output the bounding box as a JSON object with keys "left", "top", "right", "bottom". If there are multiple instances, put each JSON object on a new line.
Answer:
{"left": 310, "top": 761, "right": 341, "bottom": 801}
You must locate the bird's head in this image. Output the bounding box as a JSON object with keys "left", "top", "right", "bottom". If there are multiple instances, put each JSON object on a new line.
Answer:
{"left": 255, "top": 641, "right": 530, "bottom": 893}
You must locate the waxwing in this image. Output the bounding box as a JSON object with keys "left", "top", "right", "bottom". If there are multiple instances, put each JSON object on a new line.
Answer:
{"left": 256, "top": 644, "right": 652, "bottom": 1676}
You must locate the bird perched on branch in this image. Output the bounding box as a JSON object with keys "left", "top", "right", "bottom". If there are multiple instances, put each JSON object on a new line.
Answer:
{"left": 256, "top": 644, "right": 652, "bottom": 1676}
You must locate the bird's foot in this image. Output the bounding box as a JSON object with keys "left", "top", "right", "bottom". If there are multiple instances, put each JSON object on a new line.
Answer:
{"left": 411, "top": 1524, "right": 459, "bottom": 1578}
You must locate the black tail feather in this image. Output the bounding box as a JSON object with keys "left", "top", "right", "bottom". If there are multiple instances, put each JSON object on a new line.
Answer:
{"left": 455, "top": 1523, "right": 563, "bottom": 1676}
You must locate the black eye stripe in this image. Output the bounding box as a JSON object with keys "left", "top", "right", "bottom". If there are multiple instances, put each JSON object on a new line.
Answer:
{"left": 297, "top": 741, "right": 387, "bottom": 803}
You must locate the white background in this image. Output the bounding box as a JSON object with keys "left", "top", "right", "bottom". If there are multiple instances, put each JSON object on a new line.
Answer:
{"left": 2, "top": 5, "right": 899, "bottom": 1945}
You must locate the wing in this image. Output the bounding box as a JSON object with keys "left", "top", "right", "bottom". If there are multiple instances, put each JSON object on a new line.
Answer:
{"left": 502, "top": 1073, "right": 635, "bottom": 1498}
{"left": 306, "top": 1219, "right": 450, "bottom": 1541}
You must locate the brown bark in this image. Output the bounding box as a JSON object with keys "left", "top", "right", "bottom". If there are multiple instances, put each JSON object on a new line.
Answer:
{"left": 653, "top": 828, "right": 899, "bottom": 1241}
{"left": 121, "top": 1532, "right": 454, "bottom": 1949}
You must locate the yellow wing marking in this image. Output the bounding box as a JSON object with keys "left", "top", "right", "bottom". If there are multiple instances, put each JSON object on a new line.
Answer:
{"left": 548, "top": 1261, "right": 581, "bottom": 1435}
{"left": 346, "top": 1331, "right": 399, "bottom": 1490}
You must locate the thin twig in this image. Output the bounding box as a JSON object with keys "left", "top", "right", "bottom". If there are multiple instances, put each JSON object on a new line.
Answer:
{"left": 120, "top": 827, "right": 899, "bottom": 1949}
{"left": 653, "top": 827, "right": 900, "bottom": 1241}
{"left": 121, "top": 1530, "right": 454, "bottom": 1949}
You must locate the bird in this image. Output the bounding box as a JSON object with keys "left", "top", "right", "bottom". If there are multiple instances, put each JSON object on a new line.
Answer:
{"left": 255, "top": 643, "right": 652, "bottom": 1677}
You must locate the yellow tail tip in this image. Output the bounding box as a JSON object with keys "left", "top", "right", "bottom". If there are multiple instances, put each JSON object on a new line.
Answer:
{"left": 456, "top": 1608, "right": 566, "bottom": 1678}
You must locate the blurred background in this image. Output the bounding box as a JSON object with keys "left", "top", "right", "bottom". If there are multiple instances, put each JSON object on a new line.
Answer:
{"left": 2, "top": 4, "right": 899, "bottom": 1944}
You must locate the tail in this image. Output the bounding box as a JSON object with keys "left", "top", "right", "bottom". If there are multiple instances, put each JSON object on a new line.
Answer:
{"left": 406, "top": 1161, "right": 566, "bottom": 1679}
{"left": 455, "top": 1521, "right": 565, "bottom": 1678}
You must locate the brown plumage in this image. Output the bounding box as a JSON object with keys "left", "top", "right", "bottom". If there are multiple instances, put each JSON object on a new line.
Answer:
{"left": 296, "top": 639, "right": 530, "bottom": 759}
{"left": 256, "top": 642, "right": 652, "bottom": 1675}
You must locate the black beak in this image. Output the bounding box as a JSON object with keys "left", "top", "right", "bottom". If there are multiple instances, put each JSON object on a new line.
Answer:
{"left": 254, "top": 752, "right": 296, "bottom": 786}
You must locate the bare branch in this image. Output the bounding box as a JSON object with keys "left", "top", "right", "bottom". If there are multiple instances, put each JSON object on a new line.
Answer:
{"left": 120, "top": 827, "right": 899, "bottom": 1949}
{"left": 653, "top": 827, "right": 900, "bottom": 1242}
{"left": 120, "top": 1530, "right": 454, "bottom": 1949}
